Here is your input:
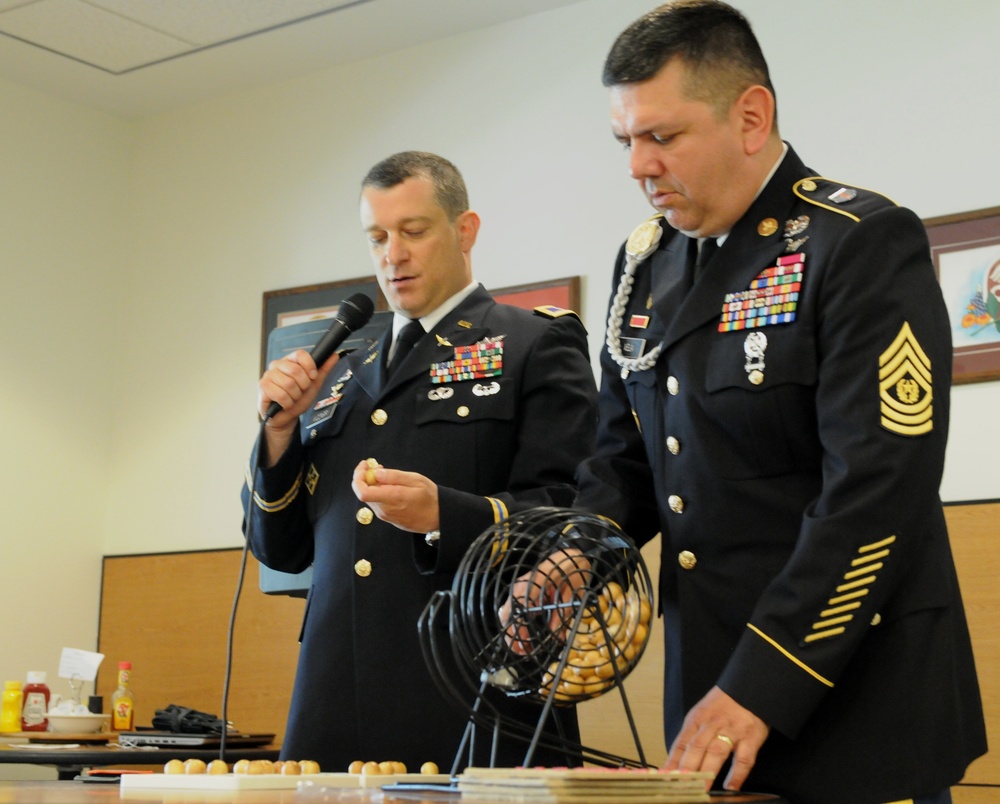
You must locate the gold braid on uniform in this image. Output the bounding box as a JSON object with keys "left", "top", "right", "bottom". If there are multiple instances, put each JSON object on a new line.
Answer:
{"left": 606, "top": 215, "right": 663, "bottom": 373}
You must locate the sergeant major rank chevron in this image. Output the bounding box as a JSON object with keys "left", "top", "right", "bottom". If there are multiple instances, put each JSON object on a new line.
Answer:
{"left": 878, "top": 321, "right": 933, "bottom": 436}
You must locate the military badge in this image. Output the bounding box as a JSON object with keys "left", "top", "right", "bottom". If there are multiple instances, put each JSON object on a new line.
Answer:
{"left": 430, "top": 338, "right": 504, "bottom": 385}
{"left": 305, "top": 463, "right": 319, "bottom": 495}
{"left": 718, "top": 253, "right": 805, "bottom": 332}
{"left": 878, "top": 322, "right": 933, "bottom": 436}
{"left": 473, "top": 381, "right": 501, "bottom": 397}
{"left": 625, "top": 216, "right": 663, "bottom": 260}
{"left": 743, "top": 332, "right": 767, "bottom": 385}
{"left": 828, "top": 187, "right": 858, "bottom": 204}
{"left": 783, "top": 216, "right": 810, "bottom": 238}
{"left": 757, "top": 218, "right": 779, "bottom": 237}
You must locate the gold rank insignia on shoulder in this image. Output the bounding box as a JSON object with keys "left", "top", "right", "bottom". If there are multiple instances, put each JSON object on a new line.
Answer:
{"left": 625, "top": 214, "right": 664, "bottom": 261}
{"left": 533, "top": 305, "right": 580, "bottom": 321}
{"left": 878, "top": 321, "right": 933, "bottom": 436}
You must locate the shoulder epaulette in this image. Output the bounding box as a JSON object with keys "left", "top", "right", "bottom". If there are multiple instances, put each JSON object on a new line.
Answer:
{"left": 533, "top": 305, "right": 581, "bottom": 322}
{"left": 793, "top": 177, "right": 899, "bottom": 222}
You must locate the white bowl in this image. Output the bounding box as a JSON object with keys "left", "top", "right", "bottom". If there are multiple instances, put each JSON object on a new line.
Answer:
{"left": 45, "top": 712, "right": 111, "bottom": 734}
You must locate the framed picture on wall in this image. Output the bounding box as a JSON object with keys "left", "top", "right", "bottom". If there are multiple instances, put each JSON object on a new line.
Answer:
{"left": 260, "top": 277, "right": 389, "bottom": 374}
{"left": 924, "top": 206, "right": 1000, "bottom": 385}
{"left": 491, "top": 276, "right": 582, "bottom": 314}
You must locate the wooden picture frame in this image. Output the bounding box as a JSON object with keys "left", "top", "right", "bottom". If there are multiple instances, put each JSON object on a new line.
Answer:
{"left": 260, "top": 277, "right": 387, "bottom": 374}
{"left": 491, "top": 276, "right": 581, "bottom": 314}
{"left": 924, "top": 206, "right": 1000, "bottom": 384}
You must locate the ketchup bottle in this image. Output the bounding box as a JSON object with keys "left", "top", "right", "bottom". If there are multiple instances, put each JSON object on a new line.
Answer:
{"left": 21, "top": 671, "right": 50, "bottom": 731}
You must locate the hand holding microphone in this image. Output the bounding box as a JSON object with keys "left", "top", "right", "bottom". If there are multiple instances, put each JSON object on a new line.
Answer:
{"left": 260, "top": 293, "right": 375, "bottom": 423}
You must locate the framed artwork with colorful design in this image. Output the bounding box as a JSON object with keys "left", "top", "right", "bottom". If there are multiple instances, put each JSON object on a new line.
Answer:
{"left": 491, "top": 276, "right": 582, "bottom": 315}
{"left": 260, "top": 277, "right": 389, "bottom": 375}
{"left": 924, "top": 206, "right": 1000, "bottom": 385}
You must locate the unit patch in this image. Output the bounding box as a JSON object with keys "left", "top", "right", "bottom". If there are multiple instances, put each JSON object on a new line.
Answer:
{"left": 719, "top": 253, "right": 804, "bottom": 332}
{"left": 878, "top": 322, "right": 933, "bottom": 436}
{"left": 430, "top": 338, "right": 503, "bottom": 384}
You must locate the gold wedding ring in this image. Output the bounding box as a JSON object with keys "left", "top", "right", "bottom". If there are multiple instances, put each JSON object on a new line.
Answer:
{"left": 715, "top": 734, "right": 734, "bottom": 750}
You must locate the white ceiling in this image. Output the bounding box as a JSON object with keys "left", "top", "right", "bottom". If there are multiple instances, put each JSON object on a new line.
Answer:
{"left": 0, "top": 0, "right": 588, "bottom": 118}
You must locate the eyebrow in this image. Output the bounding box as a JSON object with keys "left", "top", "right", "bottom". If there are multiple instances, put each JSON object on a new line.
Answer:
{"left": 364, "top": 215, "right": 434, "bottom": 232}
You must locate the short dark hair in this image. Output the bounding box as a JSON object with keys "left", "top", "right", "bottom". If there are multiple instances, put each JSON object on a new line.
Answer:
{"left": 361, "top": 151, "right": 469, "bottom": 221}
{"left": 602, "top": 0, "right": 776, "bottom": 120}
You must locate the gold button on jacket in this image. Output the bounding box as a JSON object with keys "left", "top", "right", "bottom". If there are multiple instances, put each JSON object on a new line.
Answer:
{"left": 678, "top": 550, "right": 697, "bottom": 570}
{"left": 354, "top": 559, "right": 372, "bottom": 577}
{"left": 356, "top": 507, "right": 374, "bottom": 525}
{"left": 666, "top": 436, "right": 681, "bottom": 455}
{"left": 668, "top": 494, "right": 684, "bottom": 514}
{"left": 666, "top": 376, "right": 680, "bottom": 395}
{"left": 371, "top": 409, "right": 388, "bottom": 425}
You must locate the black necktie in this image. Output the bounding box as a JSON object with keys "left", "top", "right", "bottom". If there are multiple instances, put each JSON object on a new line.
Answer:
{"left": 680, "top": 235, "right": 699, "bottom": 293}
{"left": 387, "top": 320, "right": 424, "bottom": 376}
{"left": 696, "top": 237, "right": 718, "bottom": 276}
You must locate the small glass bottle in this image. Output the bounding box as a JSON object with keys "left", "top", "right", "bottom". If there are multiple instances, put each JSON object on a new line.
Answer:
{"left": 1, "top": 681, "right": 23, "bottom": 733}
{"left": 111, "top": 662, "right": 135, "bottom": 731}
{"left": 20, "top": 672, "right": 50, "bottom": 731}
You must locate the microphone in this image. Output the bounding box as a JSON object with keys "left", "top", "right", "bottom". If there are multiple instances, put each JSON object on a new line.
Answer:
{"left": 264, "top": 292, "right": 375, "bottom": 420}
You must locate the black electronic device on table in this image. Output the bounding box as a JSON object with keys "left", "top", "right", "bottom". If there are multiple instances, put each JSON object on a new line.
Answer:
{"left": 116, "top": 731, "right": 274, "bottom": 748}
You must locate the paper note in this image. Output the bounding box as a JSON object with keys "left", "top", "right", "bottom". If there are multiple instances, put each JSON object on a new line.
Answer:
{"left": 58, "top": 648, "right": 104, "bottom": 682}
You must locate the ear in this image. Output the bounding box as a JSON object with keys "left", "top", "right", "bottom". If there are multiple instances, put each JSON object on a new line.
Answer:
{"left": 456, "top": 210, "right": 481, "bottom": 253}
{"left": 734, "top": 84, "right": 776, "bottom": 156}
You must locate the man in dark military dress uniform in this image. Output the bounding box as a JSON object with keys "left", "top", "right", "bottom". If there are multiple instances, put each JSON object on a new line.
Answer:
{"left": 572, "top": 3, "right": 987, "bottom": 803}
{"left": 243, "top": 152, "right": 597, "bottom": 772}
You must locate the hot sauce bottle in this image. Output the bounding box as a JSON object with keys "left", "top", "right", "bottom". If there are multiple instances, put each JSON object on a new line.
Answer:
{"left": 111, "top": 662, "right": 135, "bottom": 731}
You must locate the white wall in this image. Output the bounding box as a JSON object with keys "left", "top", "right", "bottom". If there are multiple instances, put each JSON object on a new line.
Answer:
{"left": 0, "top": 77, "right": 129, "bottom": 774}
{"left": 1, "top": 0, "right": 997, "bottom": 723}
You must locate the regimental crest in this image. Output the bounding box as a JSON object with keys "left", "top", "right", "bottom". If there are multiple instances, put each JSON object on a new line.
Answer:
{"left": 878, "top": 322, "right": 933, "bottom": 436}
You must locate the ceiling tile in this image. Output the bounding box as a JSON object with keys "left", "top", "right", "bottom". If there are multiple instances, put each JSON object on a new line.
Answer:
{"left": 85, "top": 0, "right": 359, "bottom": 47}
{"left": 0, "top": 0, "right": 194, "bottom": 72}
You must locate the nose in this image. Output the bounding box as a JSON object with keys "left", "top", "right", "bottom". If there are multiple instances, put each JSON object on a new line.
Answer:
{"left": 628, "top": 140, "right": 661, "bottom": 181}
{"left": 384, "top": 234, "right": 408, "bottom": 267}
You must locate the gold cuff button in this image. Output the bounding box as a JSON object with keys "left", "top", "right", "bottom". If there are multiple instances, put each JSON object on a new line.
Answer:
{"left": 354, "top": 559, "right": 372, "bottom": 577}
{"left": 666, "top": 376, "right": 679, "bottom": 396}
{"left": 678, "top": 550, "right": 697, "bottom": 570}
{"left": 666, "top": 436, "right": 681, "bottom": 455}
{"left": 457, "top": 405, "right": 470, "bottom": 418}
{"left": 356, "top": 507, "right": 374, "bottom": 525}
{"left": 748, "top": 369, "right": 764, "bottom": 386}
{"left": 371, "top": 409, "right": 388, "bottom": 426}
{"left": 668, "top": 494, "right": 684, "bottom": 514}
{"left": 870, "top": 613, "right": 882, "bottom": 626}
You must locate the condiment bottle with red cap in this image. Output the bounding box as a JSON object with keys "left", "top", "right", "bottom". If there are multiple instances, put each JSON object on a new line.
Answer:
{"left": 20, "top": 672, "right": 50, "bottom": 731}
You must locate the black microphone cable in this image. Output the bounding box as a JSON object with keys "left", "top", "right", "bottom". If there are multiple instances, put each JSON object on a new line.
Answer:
{"left": 219, "top": 293, "right": 375, "bottom": 763}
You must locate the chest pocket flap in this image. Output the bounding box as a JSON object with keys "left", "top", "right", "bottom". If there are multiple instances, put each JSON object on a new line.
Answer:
{"left": 706, "top": 326, "right": 817, "bottom": 393}
{"left": 414, "top": 378, "right": 515, "bottom": 425}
